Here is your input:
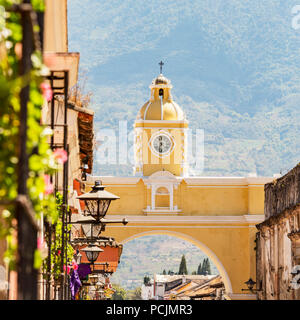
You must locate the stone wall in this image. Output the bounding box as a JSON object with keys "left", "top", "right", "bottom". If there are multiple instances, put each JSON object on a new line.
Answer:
{"left": 265, "top": 164, "right": 300, "bottom": 219}
{"left": 256, "top": 164, "right": 300, "bottom": 300}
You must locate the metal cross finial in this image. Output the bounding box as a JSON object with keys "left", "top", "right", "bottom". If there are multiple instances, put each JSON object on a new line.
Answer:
{"left": 159, "top": 61, "right": 164, "bottom": 74}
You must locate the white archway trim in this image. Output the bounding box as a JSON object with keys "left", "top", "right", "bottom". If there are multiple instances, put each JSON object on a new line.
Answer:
{"left": 160, "top": 95, "right": 163, "bottom": 120}
{"left": 120, "top": 229, "right": 233, "bottom": 294}
{"left": 171, "top": 101, "right": 179, "bottom": 118}
{"left": 144, "top": 101, "right": 152, "bottom": 120}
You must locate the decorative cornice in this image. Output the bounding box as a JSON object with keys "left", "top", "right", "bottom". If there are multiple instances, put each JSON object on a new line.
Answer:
{"left": 143, "top": 171, "right": 183, "bottom": 186}
{"left": 87, "top": 174, "right": 272, "bottom": 188}
{"left": 135, "top": 120, "right": 188, "bottom": 124}
{"left": 105, "top": 214, "right": 264, "bottom": 225}
{"left": 244, "top": 215, "right": 265, "bottom": 224}
{"left": 184, "top": 177, "right": 273, "bottom": 186}
{"left": 257, "top": 204, "right": 300, "bottom": 230}
{"left": 143, "top": 209, "right": 182, "bottom": 215}
{"left": 86, "top": 176, "right": 141, "bottom": 185}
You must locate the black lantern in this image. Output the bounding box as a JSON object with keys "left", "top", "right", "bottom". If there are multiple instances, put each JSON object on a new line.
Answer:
{"left": 81, "top": 223, "right": 102, "bottom": 239}
{"left": 75, "top": 216, "right": 102, "bottom": 240}
{"left": 82, "top": 244, "right": 103, "bottom": 264}
{"left": 245, "top": 278, "right": 256, "bottom": 291}
{"left": 242, "top": 278, "right": 257, "bottom": 293}
{"left": 71, "top": 215, "right": 100, "bottom": 240}
{"left": 77, "top": 180, "right": 120, "bottom": 221}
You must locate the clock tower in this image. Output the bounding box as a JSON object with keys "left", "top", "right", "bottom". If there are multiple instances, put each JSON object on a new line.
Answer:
{"left": 134, "top": 67, "right": 189, "bottom": 177}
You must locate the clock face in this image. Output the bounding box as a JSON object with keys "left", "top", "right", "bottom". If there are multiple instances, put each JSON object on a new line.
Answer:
{"left": 152, "top": 134, "right": 172, "bottom": 154}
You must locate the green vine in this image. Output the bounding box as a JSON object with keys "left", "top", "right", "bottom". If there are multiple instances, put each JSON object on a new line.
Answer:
{"left": 43, "top": 192, "right": 74, "bottom": 282}
{"left": 0, "top": 0, "right": 61, "bottom": 270}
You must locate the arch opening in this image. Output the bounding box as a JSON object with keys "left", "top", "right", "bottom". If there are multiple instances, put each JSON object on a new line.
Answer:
{"left": 113, "top": 230, "right": 233, "bottom": 295}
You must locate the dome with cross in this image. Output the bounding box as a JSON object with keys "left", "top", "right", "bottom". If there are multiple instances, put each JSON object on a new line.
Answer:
{"left": 137, "top": 63, "right": 185, "bottom": 121}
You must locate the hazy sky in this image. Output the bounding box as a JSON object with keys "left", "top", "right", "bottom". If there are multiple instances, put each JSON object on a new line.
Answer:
{"left": 68, "top": 1, "right": 300, "bottom": 177}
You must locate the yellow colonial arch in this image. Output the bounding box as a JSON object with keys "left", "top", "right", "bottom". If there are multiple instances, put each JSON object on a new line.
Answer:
{"left": 86, "top": 72, "right": 274, "bottom": 300}
{"left": 85, "top": 173, "right": 272, "bottom": 299}
{"left": 100, "top": 216, "right": 260, "bottom": 300}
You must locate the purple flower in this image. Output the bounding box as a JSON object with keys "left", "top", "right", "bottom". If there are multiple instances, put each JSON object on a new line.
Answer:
{"left": 70, "top": 269, "right": 81, "bottom": 300}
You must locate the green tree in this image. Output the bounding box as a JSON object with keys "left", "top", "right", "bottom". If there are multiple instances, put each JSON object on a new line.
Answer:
{"left": 162, "top": 269, "right": 166, "bottom": 275}
{"left": 198, "top": 258, "right": 212, "bottom": 275}
{"left": 197, "top": 262, "right": 202, "bottom": 275}
{"left": 206, "top": 259, "right": 212, "bottom": 275}
{"left": 112, "top": 284, "right": 127, "bottom": 300}
{"left": 144, "top": 275, "right": 151, "bottom": 285}
{"left": 178, "top": 255, "right": 188, "bottom": 275}
{"left": 202, "top": 258, "right": 208, "bottom": 275}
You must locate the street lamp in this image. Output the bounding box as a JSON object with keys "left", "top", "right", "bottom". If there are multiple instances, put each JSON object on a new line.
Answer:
{"left": 76, "top": 217, "right": 102, "bottom": 240}
{"left": 77, "top": 180, "right": 120, "bottom": 222}
{"left": 71, "top": 214, "right": 100, "bottom": 240}
{"left": 72, "top": 216, "right": 127, "bottom": 240}
{"left": 242, "top": 278, "right": 259, "bottom": 293}
{"left": 93, "top": 217, "right": 128, "bottom": 233}
{"left": 81, "top": 244, "right": 103, "bottom": 264}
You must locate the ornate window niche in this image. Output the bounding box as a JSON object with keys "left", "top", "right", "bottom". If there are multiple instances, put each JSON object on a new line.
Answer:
{"left": 143, "top": 170, "right": 182, "bottom": 215}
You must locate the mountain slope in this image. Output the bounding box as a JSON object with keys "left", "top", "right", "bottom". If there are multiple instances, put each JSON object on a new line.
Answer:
{"left": 68, "top": 0, "right": 300, "bottom": 177}
{"left": 110, "top": 235, "right": 218, "bottom": 290}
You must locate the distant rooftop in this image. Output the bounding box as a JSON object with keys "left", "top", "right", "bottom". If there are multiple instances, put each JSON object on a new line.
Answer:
{"left": 154, "top": 274, "right": 216, "bottom": 283}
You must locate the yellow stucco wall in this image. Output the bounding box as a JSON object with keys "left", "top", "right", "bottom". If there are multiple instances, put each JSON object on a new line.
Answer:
{"left": 97, "top": 180, "right": 265, "bottom": 216}
{"left": 103, "top": 225, "right": 254, "bottom": 295}
{"left": 180, "top": 184, "right": 249, "bottom": 216}
{"left": 85, "top": 175, "right": 270, "bottom": 298}
{"left": 105, "top": 181, "right": 146, "bottom": 215}
{"left": 248, "top": 186, "right": 265, "bottom": 214}
{"left": 135, "top": 126, "right": 187, "bottom": 177}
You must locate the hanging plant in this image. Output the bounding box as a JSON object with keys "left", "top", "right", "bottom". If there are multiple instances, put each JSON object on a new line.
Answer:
{"left": 0, "top": 0, "right": 62, "bottom": 270}
{"left": 42, "top": 192, "right": 74, "bottom": 282}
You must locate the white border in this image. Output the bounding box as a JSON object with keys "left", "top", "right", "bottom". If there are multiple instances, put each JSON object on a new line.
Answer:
{"left": 148, "top": 130, "right": 176, "bottom": 158}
